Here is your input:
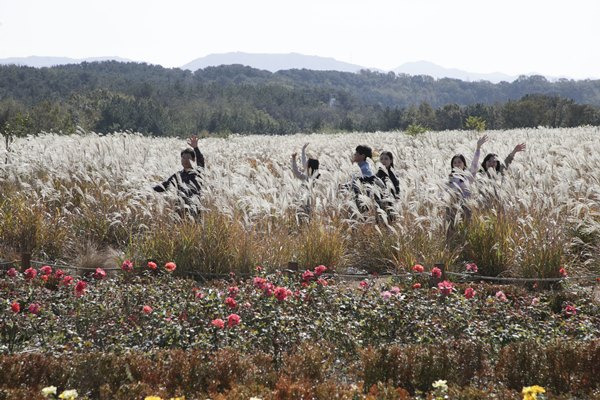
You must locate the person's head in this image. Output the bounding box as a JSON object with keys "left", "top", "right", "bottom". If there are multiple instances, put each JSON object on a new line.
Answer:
{"left": 180, "top": 148, "right": 196, "bottom": 169}
{"left": 307, "top": 158, "right": 320, "bottom": 177}
{"left": 450, "top": 154, "right": 467, "bottom": 170}
{"left": 482, "top": 153, "right": 500, "bottom": 172}
{"left": 379, "top": 151, "right": 394, "bottom": 169}
{"left": 354, "top": 145, "right": 372, "bottom": 163}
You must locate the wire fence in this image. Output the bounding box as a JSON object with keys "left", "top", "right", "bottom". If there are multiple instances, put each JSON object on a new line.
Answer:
{"left": 1, "top": 258, "right": 599, "bottom": 284}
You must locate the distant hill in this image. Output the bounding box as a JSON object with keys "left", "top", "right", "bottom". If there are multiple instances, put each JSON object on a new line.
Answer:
{"left": 394, "top": 61, "right": 516, "bottom": 83}
{"left": 0, "top": 56, "right": 133, "bottom": 68}
{"left": 181, "top": 52, "right": 372, "bottom": 73}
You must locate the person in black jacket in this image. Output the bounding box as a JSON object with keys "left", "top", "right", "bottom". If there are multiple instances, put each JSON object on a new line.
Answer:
{"left": 154, "top": 136, "right": 205, "bottom": 214}
{"left": 376, "top": 151, "right": 400, "bottom": 199}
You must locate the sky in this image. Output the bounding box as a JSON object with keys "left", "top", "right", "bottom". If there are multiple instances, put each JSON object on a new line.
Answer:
{"left": 0, "top": 0, "right": 599, "bottom": 79}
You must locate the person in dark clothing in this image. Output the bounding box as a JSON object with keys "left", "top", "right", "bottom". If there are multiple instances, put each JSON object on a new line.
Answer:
{"left": 376, "top": 151, "right": 400, "bottom": 199}
{"left": 154, "top": 136, "right": 205, "bottom": 213}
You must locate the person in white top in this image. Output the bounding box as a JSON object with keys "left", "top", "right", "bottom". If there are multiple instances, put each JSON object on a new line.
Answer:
{"left": 291, "top": 143, "right": 320, "bottom": 181}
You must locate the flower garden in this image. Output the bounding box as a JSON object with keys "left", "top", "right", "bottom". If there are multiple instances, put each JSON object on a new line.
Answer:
{"left": 1, "top": 261, "right": 599, "bottom": 399}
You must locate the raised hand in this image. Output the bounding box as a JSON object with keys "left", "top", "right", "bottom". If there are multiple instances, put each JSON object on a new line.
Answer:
{"left": 291, "top": 152, "right": 297, "bottom": 159}
{"left": 476, "top": 135, "right": 489, "bottom": 149}
{"left": 513, "top": 143, "right": 526, "bottom": 154}
{"left": 187, "top": 136, "right": 199, "bottom": 148}
{"left": 302, "top": 143, "right": 309, "bottom": 149}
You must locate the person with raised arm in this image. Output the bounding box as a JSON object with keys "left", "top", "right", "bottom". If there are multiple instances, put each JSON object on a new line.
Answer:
{"left": 291, "top": 143, "right": 320, "bottom": 181}
{"left": 153, "top": 136, "right": 205, "bottom": 214}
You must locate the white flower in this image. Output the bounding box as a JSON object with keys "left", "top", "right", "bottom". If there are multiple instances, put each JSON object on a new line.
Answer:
{"left": 41, "top": 386, "right": 57, "bottom": 397}
{"left": 58, "top": 389, "right": 78, "bottom": 399}
{"left": 432, "top": 379, "right": 448, "bottom": 391}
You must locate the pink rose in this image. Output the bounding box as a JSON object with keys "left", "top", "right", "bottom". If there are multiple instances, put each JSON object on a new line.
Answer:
{"left": 227, "top": 313, "right": 241, "bottom": 327}
{"left": 465, "top": 263, "right": 478, "bottom": 273}
{"left": 211, "top": 318, "right": 225, "bottom": 329}
{"left": 28, "top": 303, "right": 40, "bottom": 314}
{"left": 93, "top": 268, "right": 106, "bottom": 280}
{"left": 464, "top": 287, "right": 476, "bottom": 299}
{"left": 437, "top": 280, "right": 454, "bottom": 296}
{"left": 314, "top": 265, "right": 328, "bottom": 276}
{"left": 24, "top": 267, "right": 37, "bottom": 280}
{"left": 7, "top": 268, "right": 17, "bottom": 278}
{"left": 274, "top": 286, "right": 288, "bottom": 301}
{"left": 142, "top": 305, "right": 153, "bottom": 314}
{"left": 431, "top": 267, "right": 442, "bottom": 279}
{"left": 40, "top": 265, "right": 53, "bottom": 276}
{"left": 75, "top": 280, "right": 87, "bottom": 296}
{"left": 412, "top": 283, "right": 421, "bottom": 289}
{"left": 225, "top": 297, "right": 237, "bottom": 308}
{"left": 302, "top": 270, "right": 315, "bottom": 282}
{"left": 121, "top": 260, "right": 134, "bottom": 272}
{"left": 164, "top": 262, "right": 177, "bottom": 272}
{"left": 495, "top": 291, "right": 507, "bottom": 302}
{"left": 147, "top": 261, "right": 157, "bottom": 270}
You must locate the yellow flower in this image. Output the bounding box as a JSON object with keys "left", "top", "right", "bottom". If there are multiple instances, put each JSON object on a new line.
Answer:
{"left": 58, "top": 389, "right": 78, "bottom": 400}
{"left": 522, "top": 385, "right": 545, "bottom": 400}
{"left": 144, "top": 397, "right": 162, "bottom": 400}
{"left": 41, "top": 386, "right": 57, "bottom": 397}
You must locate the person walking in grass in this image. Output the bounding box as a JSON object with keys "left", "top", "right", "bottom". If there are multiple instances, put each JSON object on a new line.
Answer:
{"left": 153, "top": 135, "right": 205, "bottom": 215}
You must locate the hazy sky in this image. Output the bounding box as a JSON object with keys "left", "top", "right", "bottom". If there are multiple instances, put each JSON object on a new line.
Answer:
{"left": 1, "top": 0, "right": 598, "bottom": 78}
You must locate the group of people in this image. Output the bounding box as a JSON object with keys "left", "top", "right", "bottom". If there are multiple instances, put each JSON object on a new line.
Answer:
{"left": 153, "top": 135, "right": 525, "bottom": 231}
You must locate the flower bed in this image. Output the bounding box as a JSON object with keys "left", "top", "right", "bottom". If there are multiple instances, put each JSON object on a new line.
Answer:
{"left": 1, "top": 264, "right": 599, "bottom": 398}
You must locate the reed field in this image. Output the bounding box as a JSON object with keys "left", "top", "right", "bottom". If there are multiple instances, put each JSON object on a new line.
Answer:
{"left": 1, "top": 127, "right": 600, "bottom": 278}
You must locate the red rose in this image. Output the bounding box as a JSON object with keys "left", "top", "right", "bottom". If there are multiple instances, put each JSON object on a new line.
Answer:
{"left": 121, "top": 260, "right": 134, "bottom": 272}
{"left": 564, "top": 304, "right": 577, "bottom": 317}
{"left": 274, "top": 286, "right": 288, "bottom": 301}
{"left": 559, "top": 267, "right": 567, "bottom": 277}
{"left": 24, "top": 267, "right": 37, "bottom": 280}
{"left": 225, "top": 297, "right": 237, "bottom": 308}
{"left": 40, "top": 265, "right": 52, "bottom": 276}
{"left": 431, "top": 267, "right": 442, "bottom": 279}
{"left": 41, "top": 275, "right": 49, "bottom": 283}
{"left": 302, "top": 270, "right": 315, "bottom": 282}
{"left": 54, "top": 269, "right": 65, "bottom": 279}
{"left": 7, "top": 268, "right": 17, "bottom": 278}
{"left": 211, "top": 318, "right": 225, "bottom": 329}
{"left": 11, "top": 302, "right": 20, "bottom": 313}
{"left": 314, "top": 265, "right": 328, "bottom": 276}
{"left": 359, "top": 280, "right": 369, "bottom": 289}
{"left": 412, "top": 283, "right": 422, "bottom": 289}
{"left": 164, "top": 262, "right": 177, "bottom": 272}
{"left": 75, "top": 280, "right": 87, "bottom": 296}
{"left": 412, "top": 264, "right": 425, "bottom": 273}
{"left": 93, "top": 268, "right": 106, "bottom": 280}
{"left": 147, "top": 261, "right": 157, "bottom": 270}
{"left": 28, "top": 303, "right": 40, "bottom": 314}
{"left": 227, "top": 313, "right": 241, "bottom": 327}
{"left": 62, "top": 275, "right": 74, "bottom": 285}
{"left": 142, "top": 305, "right": 153, "bottom": 314}
{"left": 437, "top": 280, "right": 454, "bottom": 296}
{"left": 464, "top": 287, "right": 476, "bottom": 299}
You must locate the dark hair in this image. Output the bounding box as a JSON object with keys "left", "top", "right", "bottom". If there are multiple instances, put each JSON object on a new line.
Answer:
{"left": 180, "top": 148, "right": 196, "bottom": 161}
{"left": 380, "top": 151, "right": 394, "bottom": 169}
{"left": 307, "top": 158, "right": 320, "bottom": 177}
{"left": 355, "top": 145, "right": 372, "bottom": 159}
{"left": 481, "top": 153, "right": 500, "bottom": 172}
{"left": 450, "top": 154, "right": 466, "bottom": 170}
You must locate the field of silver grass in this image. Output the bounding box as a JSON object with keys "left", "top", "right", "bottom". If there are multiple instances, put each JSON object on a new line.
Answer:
{"left": 1, "top": 127, "right": 599, "bottom": 276}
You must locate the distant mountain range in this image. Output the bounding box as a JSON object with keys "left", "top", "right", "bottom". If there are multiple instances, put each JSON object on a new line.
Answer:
{"left": 0, "top": 52, "right": 576, "bottom": 83}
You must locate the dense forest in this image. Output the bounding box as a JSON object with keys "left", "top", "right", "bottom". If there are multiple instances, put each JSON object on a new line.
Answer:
{"left": 1, "top": 61, "right": 600, "bottom": 136}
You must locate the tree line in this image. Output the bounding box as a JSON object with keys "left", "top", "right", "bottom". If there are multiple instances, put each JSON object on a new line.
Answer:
{"left": 1, "top": 61, "right": 600, "bottom": 136}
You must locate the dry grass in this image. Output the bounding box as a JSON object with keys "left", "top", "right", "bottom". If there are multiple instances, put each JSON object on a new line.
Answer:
{"left": 1, "top": 127, "right": 599, "bottom": 276}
